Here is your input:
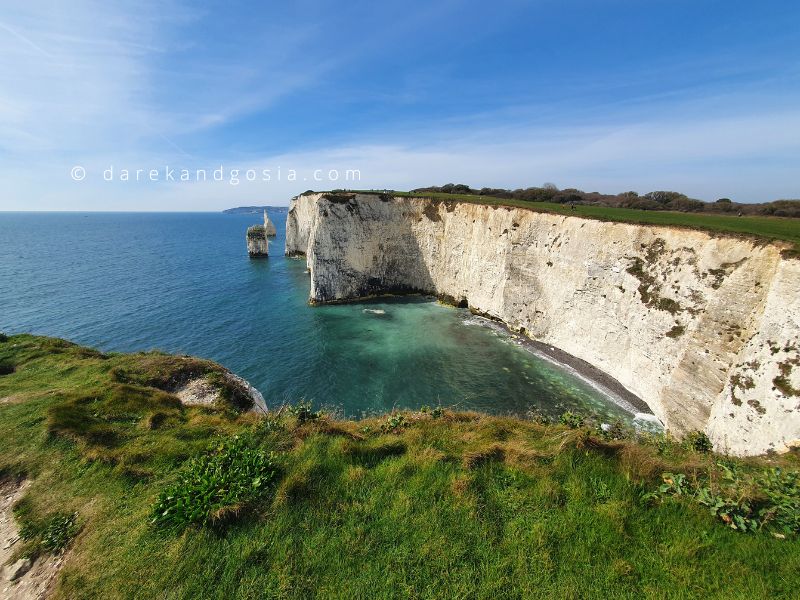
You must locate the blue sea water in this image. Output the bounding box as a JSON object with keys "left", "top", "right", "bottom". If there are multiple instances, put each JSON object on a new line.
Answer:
{"left": 0, "top": 211, "right": 633, "bottom": 421}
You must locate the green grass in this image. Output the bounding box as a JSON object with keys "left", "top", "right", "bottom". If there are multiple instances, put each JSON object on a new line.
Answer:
{"left": 344, "top": 190, "right": 800, "bottom": 253}
{"left": 1, "top": 334, "right": 799, "bottom": 599}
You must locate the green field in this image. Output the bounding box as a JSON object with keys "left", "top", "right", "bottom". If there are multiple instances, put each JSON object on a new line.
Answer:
{"left": 347, "top": 190, "right": 800, "bottom": 253}
{"left": 1, "top": 335, "right": 799, "bottom": 599}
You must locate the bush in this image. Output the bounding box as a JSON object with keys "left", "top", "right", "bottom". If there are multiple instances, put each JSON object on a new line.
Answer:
{"left": 645, "top": 464, "right": 800, "bottom": 536}
{"left": 381, "top": 413, "right": 409, "bottom": 432}
{"left": 287, "top": 400, "right": 321, "bottom": 424}
{"left": 685, "top": 431, "right": 713, "bottom": 453}
{"left": 0, "top": 360, "right": 14, "bottom": 375}
{"left": 151, "top": 435, "right": 278, "bottom": 530}
{"left": 559, "top": 411, "right": 585, "bottom": 428}
{"left": 0, "top": 332, "right": 8, "bottom": 343}
{"left": 420, "top": 405, "right": 444, "bottom": 419}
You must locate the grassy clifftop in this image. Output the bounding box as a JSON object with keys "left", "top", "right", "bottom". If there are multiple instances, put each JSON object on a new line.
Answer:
{"left": 331, "top": 190, "right": 800, "bottom": 254}
{"left": 1, "top": 334, "right": 799, "bottom": 599}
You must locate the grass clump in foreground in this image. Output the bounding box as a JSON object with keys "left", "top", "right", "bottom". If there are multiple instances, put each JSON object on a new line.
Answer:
{"left": 151, "top": 435, "right": 277, "bottom": 530}
{"left": 1, "top": 334, "right": 800, "bottom": 599}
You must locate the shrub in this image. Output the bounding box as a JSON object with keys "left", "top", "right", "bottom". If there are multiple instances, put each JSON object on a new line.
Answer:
{"left": 685, "top": 431, "right": 713, "bottom": 453}
{"left": 420, "top": 405, "right": 444, "bottom": 419}
{"left": 151, "top": 435, "right": 278, "bottom": 530}
{"left": 758, "top": 468, "right": 800, "bottom": 535}
{"left": 645, "top": 464, "right": 800, "bottom": 536}
{"left": 381, "top": 413, "right": 408, "bottom": 432}
{"left": 0, "top": 332, "right": 8, "bottom": 343}
{"left": 205, "top": 371, "right": 254, "bottom": 411}
{"left": 0, "top": 360, "right": 14, "bottom": 375}
{"left": 287, "top": 400, "right": 321, "bottom": 424}
{"left": 559, "top": 411, "right": 585, "bottom": 428}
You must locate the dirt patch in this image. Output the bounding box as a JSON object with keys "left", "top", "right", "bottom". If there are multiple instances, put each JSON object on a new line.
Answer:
{"left": 175, "top": 377, "right": 221, "bottom": 407}
{"left": 1, "top": 480, "right": 65, "bottom": 599}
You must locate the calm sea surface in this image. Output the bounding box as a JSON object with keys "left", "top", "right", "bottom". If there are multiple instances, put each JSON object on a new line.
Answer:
{"left": 0, "top": 211, "right": 634, "bottom": 421}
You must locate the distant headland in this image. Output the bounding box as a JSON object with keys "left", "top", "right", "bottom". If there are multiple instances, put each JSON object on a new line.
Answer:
{"left": 223, "top": 206, "right": 287, "bottom": 215}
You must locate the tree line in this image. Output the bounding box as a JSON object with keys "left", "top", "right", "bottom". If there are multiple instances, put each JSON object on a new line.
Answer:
{"left": 410, "top": 184, "right": 800, "bottom": 217}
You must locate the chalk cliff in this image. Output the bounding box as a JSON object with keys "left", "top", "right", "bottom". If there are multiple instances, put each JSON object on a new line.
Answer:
{"left": 286, "top": 192, "right": 800, "bottom": 455}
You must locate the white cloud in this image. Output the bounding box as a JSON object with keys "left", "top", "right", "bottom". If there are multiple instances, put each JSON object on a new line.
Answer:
{"left": 0, "top": 2, "right": 797, "bottom": 210}
{"left": 29, "top": 104, "right": 792, "bottom": 211}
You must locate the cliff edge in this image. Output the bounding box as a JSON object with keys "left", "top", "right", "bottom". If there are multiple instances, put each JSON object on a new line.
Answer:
{"left": 286, "top": 192, "right": 800, "bottom": 456}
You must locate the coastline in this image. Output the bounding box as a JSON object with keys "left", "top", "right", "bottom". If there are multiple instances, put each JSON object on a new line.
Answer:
{"left": 461, "top": 310, "right": 655, "bottom": 417}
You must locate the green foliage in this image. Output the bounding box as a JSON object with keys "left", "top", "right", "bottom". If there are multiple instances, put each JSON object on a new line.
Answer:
{"left": 15, "top": 506, "right": 80, "bottom": 556}
{"left": 685, "top": 430, "right": 713, "bottom": 453}
{"left": 420, "top": 405, "right": 444, "bottom": 419}
{"left": 41, "top": 512, "right": 80, "bottom": 552}
{"left": 0, "top": 332, "right": 8, "bottom": 343}
{"left": 246, "top": 224, "right": 266, "bottom": 239}
{"left": 645, "top": 463, "right": 800, "bottom": 535}
{"left": 110, "top": 353, "right": 214, "bottom": 390}
{"left": 286, "top": 400, "right": 322, "bottom": 424}
{"left": 0, "top": 360, "right": 14, "bottom": 375}
{"left": 205, "top": 371, "right": 254, "bottom": 411}
{"left": 525, "top": 409, "right": 552, "bottom": 424}
{"left": 559, "top": 411, "right": 585, "bottom": 428}
{"left": 380, "top": 413, "right": 408, "bottom": 432}
{"left": 151, "top": 435, "right": 278, "bottom": 530}
{"left": 254, "top": 414, "right": 284, "bottom": 434}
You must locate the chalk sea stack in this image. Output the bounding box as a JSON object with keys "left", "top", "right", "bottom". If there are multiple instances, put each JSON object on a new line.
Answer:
{"left": 246, "top": 211, "right": 269, "bottom": 257}
{"left": 264, "top": 210, "right": 277, "bottom": 236}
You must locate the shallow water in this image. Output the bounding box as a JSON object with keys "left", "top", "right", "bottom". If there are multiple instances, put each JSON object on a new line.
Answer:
{"left": 0, "top": 210, "right": 634, "bottom": 422}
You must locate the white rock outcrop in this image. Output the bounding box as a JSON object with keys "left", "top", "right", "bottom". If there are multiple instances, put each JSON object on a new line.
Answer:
{"left": 246, "top": 225, "right": 269, "bottom": 257}
{"left": 264, "top": 210, "right": 277, "bottom": 237}
{"left": 286, "top": 192, "right": 800, "bottom": 456}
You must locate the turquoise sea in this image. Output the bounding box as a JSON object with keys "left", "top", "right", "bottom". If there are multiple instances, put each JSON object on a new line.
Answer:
{"left": 0, "top": 210, "right": 636, "bottom": 421}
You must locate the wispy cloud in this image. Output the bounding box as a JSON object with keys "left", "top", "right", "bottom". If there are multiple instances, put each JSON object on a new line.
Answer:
{"left": 0, "top": 1, "right": 798, "bottom": 210}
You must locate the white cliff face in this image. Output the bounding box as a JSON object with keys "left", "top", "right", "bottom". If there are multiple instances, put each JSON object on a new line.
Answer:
{"left": 286, "top": 192, "right": 800, "bottom": 455}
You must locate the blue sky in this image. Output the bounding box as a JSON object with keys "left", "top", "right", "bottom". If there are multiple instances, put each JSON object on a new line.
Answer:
{"left": 1, "top": 0, "right": 799, "bottom": 209}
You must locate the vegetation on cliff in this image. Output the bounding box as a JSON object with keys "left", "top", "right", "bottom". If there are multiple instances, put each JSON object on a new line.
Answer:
{"left": 1, "top": 335, "right": 799, "bottom": 598}
{"left": 410, "top": 184, "right": 800, "bottom": 218}
{"left": 246, "top": 224, "right": 267, "bottom": 239}
{"left": 327, "top": 190, "right": 800, "bottom": 254}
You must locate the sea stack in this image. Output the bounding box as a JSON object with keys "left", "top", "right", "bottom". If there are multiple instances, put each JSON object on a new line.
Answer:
{"left": 246, "top": 213, "right": 269, "bottom": 258}
{"left": 264, "top": 210, "right": 277, "bottom": 237}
